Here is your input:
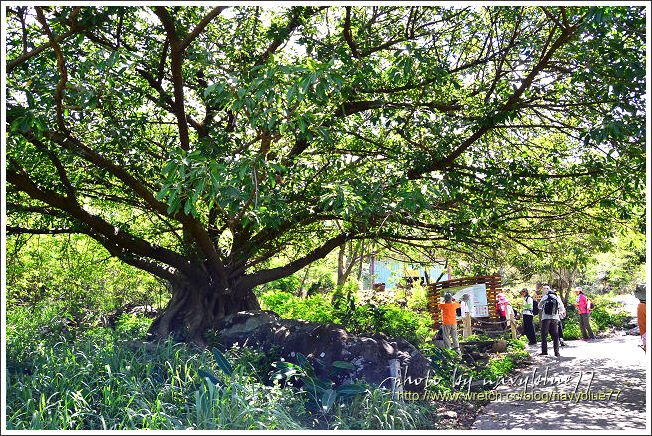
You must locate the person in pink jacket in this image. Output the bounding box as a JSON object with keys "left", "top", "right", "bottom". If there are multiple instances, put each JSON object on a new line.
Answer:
{"left": 495, "top": 293, "right": 510, "bottom": 330}
{"left": 575, "top": 287, "right": 595, "bottom": 340}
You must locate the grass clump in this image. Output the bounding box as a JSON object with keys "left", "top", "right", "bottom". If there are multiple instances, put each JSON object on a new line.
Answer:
{"left": 6, "top": 303, "right": 438, "bottom": 430}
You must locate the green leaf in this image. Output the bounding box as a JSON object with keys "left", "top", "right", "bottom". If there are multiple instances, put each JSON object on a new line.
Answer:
{"left": 298, "top": 118, "right": 307, "bottom": 134}
{"left": 197, "top": 368, "right": 221, "bottom": 385}
{"left": 318, "top": 127, "right": 333, "bottom": 145}
{"left": 303, "top": 377, "right": 332, "bottom": 395}
{"left": 335, "top": 383, "right": 368, "bottom": 396}
{"left": 331, "top": 360, "right": 355, "bottom": 370}
{"left": 321, "top": 388, "right": 336, "bottom": 412}
{"left": 287, "top": 86, "right": 296, "bottom": 104}
{"left": 296, "top": 352, "right": 310, "bottom": 369}
{"left": 107, "top": 51, "right": 120, "bottom": 68}
{"left": 10, "top": 116, "right": 32, "bottom": 134}
{"left": 161, "top": 161, "right": 177, "bottom": 177}
{"left": 155, "top": 185, "right": 169, "bottom": 201}
{"left": 269, "top": 361, "right": 304, "bottom": 380}
{"left": 183, "top": 200, "right": 193, "bottom": 216}
{"left": 212, "top": 347, "right": 233, "bottom": 376}
{"left": 167, "top": 194, "right": 181, "bottom": 214}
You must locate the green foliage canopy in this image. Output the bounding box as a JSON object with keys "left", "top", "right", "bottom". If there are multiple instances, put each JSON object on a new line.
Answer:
{"left": 5, "top": 6, "right": 646, "bottom": 318}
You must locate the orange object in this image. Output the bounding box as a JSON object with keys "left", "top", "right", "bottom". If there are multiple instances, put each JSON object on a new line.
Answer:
{"left": 638, "top": 302, "right": 646, "bottom": 351}
{"left": 439, "top": 301, "right": 461, "bottom": 325}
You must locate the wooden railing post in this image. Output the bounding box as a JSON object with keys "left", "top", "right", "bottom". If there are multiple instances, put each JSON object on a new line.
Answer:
{"left": 463, "top": 312, "right": 472, "bottom": 338}
{"left": 508, "top": 309, "right": 517, "bottom": 340}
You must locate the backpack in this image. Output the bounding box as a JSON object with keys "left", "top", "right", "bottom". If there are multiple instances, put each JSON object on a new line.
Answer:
{"left": 531, "top": 298, "right": 540, "bottom": 316}
{"left": 542, "top": 294, "right": 559, "bottom": 315}
{"left": 586, "top": 298, "right": 594, "bottom": 311}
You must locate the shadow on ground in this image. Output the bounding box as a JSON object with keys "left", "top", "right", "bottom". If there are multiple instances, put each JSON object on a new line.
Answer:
{"left": 472, "top": 335, "right": 647, "bottom": 430}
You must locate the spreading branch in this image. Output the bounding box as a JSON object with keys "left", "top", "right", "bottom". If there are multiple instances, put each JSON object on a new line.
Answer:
{"left": 153, "top": 6, "right": 191, "bottom": 151}
{"left": 34, "top": 7, "right": 69, "bottom": 133}
{"left": 7, "top": 165, "right": 197, "bottom": 279}
{"left": 241, "top": 233, "right": 349, "bottom": 289}
{"left": 408, "top": 11, "right": 583, "bottom": 178}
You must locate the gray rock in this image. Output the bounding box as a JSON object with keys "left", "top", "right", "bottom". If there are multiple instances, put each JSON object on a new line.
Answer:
{"left": 624, "top": 317, "right": 639, "bottom": 330}
{"left": 625, "top": 326, "right": 640, "bottom": 336}
{"left": 218, "top": 310, "right": 431, "bottom": 391}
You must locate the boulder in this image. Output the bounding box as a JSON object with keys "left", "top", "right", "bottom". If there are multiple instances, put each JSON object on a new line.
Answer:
{"left": 491, "top": 340, "right": 508, "bottom": 353}
{"left": 218, "top": 310, "right": 431, "bottom": 391}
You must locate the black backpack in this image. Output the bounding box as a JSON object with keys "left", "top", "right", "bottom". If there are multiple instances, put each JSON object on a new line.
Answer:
{"left": 531, "top": 298, "right": 540, "bottom": 316}
{"left": 542, "top": 294, "right": 559, "bottom": 315}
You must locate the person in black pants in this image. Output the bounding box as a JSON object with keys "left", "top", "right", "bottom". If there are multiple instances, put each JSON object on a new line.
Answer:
{"left": 558, "top": 318, "right": 566, "bottom": 346}
{"left": 539, "top": 286, "right": 566, "bottom": 356}
{"left": 519, "top": 288, "right": 537, "bottom": 345}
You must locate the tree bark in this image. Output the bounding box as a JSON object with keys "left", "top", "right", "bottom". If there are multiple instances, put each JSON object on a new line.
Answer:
{"left": 337, "top": 240, "right": 363, "bottom": 286}
{"left": 147, "top": 276, "right": 260, "bottom": 345}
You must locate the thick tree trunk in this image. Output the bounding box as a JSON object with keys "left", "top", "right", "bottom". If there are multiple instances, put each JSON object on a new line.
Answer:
{"left": 147, "top": 277, "right": 260, "bottom": 345}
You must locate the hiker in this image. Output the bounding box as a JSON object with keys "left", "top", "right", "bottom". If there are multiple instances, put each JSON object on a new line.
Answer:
{"left": 552, "top": 287, "right": 567, "bottom": 346}
{"left": 461, "top": 293, "right": 472, "bottom": 338}
{"left": 575, "top": 287, "right": 596, "bottom": 340}
{"left": 635, "top": 284, "right": 646, "bottom": 352}
{"left": 439, "top": 292, "right": 461, "bottom": 354}
{"left": 539, "top": 285, "right": 566, "bottom": 357}
{"left": 495, "top": 292, "right": 511, "bottom": 330}
{"left": 519, "top": 288, "right": 537, "bottom": 345}
{"left": 557, "top": 318, "right": 566, "bottom": 347}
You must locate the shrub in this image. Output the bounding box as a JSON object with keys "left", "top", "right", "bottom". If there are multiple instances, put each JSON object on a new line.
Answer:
{"left": 590, "top": 306, "right": 630, "bottom": 331}
{"left": 259, "top": 290, "right": 433, "bottom": 349}
{"left": 562, "top": 319, "right": 583, "bottom": 340}
{"left": 6, "top": 234, "right": 165, "bottom": 315}
{"left": 351, "top": 305, "right": 432, "bottom": 348}
{"left": 477, "top": 346, "right": 529, "bottom": 386}
{"left": 6, "top": 301, "right": 76, "bottom": 369}
{"left": 114, "top": 313, "right": 152, "bottom": 339}
{"left": 329, "top": 388, "right": 435, "bottom": 430}
{"left": 406, "top": 283, "right": 428, "bottom": 313}
{"left": 259, "top": 291, "right": 336, "bottom": 324}
{"left": 558, "top": 293, "right": 630, "bottom": 340}
{"left": 256, "top": 275, "right": 302, "bottom": 295}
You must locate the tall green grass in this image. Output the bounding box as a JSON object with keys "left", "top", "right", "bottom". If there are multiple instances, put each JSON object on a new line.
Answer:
{"left": 6, "top": 304, "right": 436, "bottom": 430}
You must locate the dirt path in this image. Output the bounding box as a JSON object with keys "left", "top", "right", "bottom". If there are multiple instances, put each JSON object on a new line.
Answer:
{"left": 471, "top": 333, "right": 648, "bottom": 431}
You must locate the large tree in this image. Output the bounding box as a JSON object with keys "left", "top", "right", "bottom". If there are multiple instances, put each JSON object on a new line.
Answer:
{"left": 5, "top": 6, "right": 645, "bottom": 343}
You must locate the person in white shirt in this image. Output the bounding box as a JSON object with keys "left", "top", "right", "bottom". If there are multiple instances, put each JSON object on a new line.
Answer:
{"left": 461, "top": 294, "right": 472, "bottom": 338}
{"left": 519, "top": 288, "right": 537, "bottom": 345}
{"left": 539, "top": 285, "right": 566, "bottom": 356}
